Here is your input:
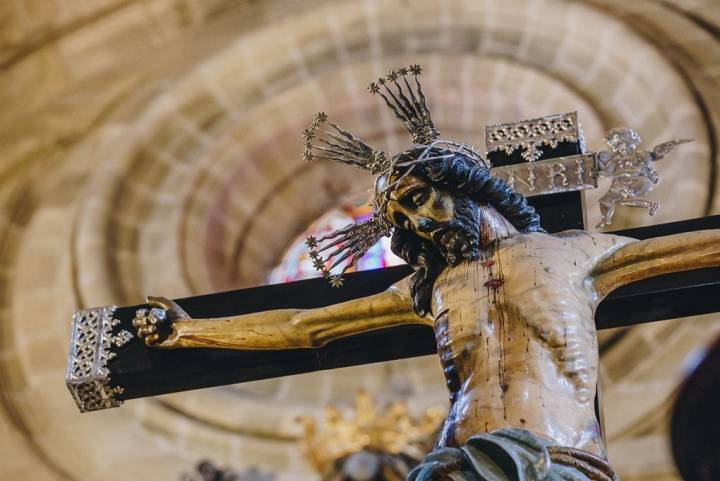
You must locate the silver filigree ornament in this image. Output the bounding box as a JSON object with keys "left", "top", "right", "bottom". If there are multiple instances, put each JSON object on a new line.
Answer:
{"left": 113, "top": 330, "right": 133, "bottom": 348}
{"left": 485, "top": 112, "right": 581, "bottom": 162}
{"left": 65, "top": 306, "right": 134, "bottom": 412}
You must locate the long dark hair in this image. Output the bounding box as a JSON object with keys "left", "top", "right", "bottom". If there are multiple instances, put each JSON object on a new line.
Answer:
{"left": 389, "top": 147, "right": 544, "bottom": 316}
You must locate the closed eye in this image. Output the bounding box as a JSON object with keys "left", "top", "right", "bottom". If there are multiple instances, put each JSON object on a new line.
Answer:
{"left": 412, "top": 189, "right": 429, "bottom": 207}
{"left": 401, "top": 187, "right": 429, "bottom": 209}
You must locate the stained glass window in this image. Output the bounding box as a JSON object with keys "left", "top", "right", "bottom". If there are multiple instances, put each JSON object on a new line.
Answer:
{"left": 268, "top": 197, "right": 404, "bottom": 284}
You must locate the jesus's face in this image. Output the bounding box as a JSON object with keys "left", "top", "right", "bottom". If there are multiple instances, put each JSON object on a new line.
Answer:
{"left": 385, "top": 174, "right": 481, "bottom": 265}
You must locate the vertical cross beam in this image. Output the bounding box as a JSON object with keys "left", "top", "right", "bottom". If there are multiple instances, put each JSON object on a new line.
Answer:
{"left": 486, "top": 112, "right": 597, "bottom": 232}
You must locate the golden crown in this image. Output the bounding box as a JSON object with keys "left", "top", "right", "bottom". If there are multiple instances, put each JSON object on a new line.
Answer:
{"left": 297, "top": 391, "right": 445, "bottom": 475}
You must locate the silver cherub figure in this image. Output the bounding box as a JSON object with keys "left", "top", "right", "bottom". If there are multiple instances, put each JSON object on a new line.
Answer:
{"left": 594, "top": 127, "right": 692, "bottom": 229}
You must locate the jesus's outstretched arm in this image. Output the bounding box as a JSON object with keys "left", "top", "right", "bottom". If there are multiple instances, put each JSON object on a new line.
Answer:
{"left": 135, "top": 277, "right": 429, "bottom": 350}
{"left": 590, "top": 229, "right": 720, "bottom": 299}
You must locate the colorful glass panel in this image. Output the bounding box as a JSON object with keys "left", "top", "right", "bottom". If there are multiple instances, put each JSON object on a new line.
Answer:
{"left": 268, "top": 200, "right": 403, "bottom": 283}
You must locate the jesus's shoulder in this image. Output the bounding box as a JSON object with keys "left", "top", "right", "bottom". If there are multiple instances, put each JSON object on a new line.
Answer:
{"left": 550, "top": 229, "right": 637, "bottom": 263}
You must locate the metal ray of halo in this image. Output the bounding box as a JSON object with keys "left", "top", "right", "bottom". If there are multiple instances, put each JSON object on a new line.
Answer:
{"left": 305, "top": 217, "right": 392, "bottom": 287}
{"left": 368, "top": 65, "right": 439, "bottom": 146}
{"left": 303, "top": 112, "right": 389, "bottom": 175}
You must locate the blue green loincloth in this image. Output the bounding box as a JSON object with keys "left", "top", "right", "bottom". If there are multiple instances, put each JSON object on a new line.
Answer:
{"left": 407, "top": 428, "right": 618, "bottom": 481}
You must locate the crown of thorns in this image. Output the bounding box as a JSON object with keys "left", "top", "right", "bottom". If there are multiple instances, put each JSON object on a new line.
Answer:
{"left": 303, "top": 65, "right": 488, "bottom": 286}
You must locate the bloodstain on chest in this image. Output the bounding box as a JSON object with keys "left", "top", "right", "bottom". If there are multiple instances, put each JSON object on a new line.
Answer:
{"left": 484, "top": 278, "right": 504, "bottom": 289}
{"left": 481, "top": 252, "right": 503, "bottom": 289}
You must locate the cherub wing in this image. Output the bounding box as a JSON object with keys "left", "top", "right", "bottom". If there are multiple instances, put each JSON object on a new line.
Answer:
{"left": 651, "top": 138, "right": 693, "bottom": 160}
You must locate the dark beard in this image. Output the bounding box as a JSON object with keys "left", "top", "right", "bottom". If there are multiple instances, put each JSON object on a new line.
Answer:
{"left": 433, "top": 197, "right": 481, "bottom": 266}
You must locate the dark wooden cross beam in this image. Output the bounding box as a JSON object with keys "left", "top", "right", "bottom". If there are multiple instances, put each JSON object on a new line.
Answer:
{"left": 67, "top": 215, "right": 720, "bottom": 411}
{"left": 66, "top": 112, "right": 719, "bottom": 412}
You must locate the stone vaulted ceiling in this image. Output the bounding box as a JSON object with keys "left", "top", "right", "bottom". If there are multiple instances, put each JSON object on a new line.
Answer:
{"left": 1, "top": 1, "right": 719, "bottom": 480}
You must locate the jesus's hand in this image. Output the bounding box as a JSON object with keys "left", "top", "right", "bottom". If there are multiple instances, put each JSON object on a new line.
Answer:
{"left": 133, "top": 296, "right": 190, "bottom": 346}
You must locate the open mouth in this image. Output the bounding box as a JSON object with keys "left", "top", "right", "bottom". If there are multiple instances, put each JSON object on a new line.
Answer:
{"left": 431, "top": 227, "right": 451, "bottom": 245}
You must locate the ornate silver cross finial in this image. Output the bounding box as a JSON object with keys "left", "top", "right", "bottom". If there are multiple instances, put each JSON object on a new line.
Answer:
{"left": 485, "top": 112, "right": 582, "bottom": 162}
{"left": 66, "top": 306, "right": 133, "bottom": 412}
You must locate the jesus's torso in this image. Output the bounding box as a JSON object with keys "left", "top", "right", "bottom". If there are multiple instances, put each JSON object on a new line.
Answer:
{"left": 431, "top": 231, "right": 631, "bottom": 455}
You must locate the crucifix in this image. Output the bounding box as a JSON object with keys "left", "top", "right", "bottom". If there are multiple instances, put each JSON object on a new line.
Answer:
{"left": 66, "top": 65, "right": 720, "bottom": 481}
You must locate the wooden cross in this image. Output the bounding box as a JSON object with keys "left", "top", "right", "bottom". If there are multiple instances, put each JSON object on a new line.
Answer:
{"left": 65, "top": 112, "right": 720, "bottom": 413}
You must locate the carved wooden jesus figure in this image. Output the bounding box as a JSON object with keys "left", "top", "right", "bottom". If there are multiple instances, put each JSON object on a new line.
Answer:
{"left": 132, "top": 67, "right": 720, "bottom": 481}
